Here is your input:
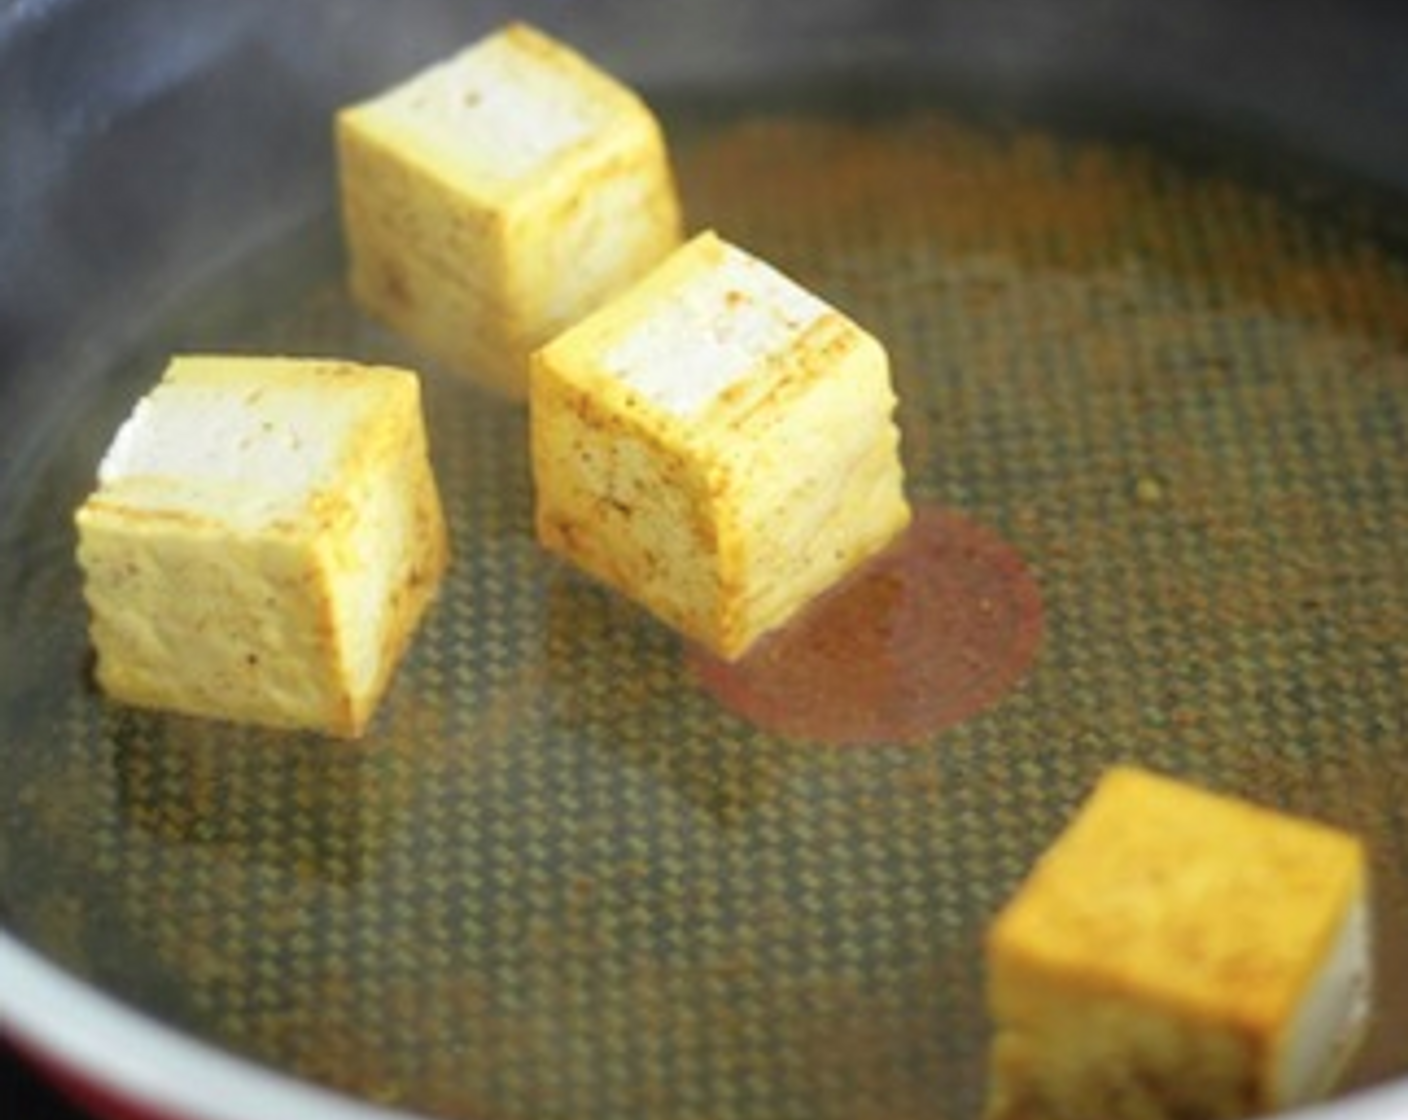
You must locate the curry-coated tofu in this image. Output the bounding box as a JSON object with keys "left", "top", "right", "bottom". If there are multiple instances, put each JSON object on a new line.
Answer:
{"left": 530, "top": 230, "right": 911, "bottom": 660}
{"left": 985, "top": 766, "right": 1372, "bottom": 1120}
{"left": 336, "top": 21, "right": 682, "bottom": 398}
{"left": 75, "top": 355, "right": 449, "bottom": 738}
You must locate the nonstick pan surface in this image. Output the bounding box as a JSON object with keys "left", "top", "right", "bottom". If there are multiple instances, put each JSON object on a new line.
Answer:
{"left": 2, "top": 2, "right": 1408, "bottom": 1119}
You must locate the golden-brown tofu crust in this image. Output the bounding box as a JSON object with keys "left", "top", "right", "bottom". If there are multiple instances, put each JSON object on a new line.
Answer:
{"left": 336, "top": 22, "right": 682, "bottom": 397}
{"left": 76, "top": 356, "right": 449, "bottom": 738}
{"left": 985, "top": 766, "right": 1369, "bottom": 1120}
{"left": 531, "top": 232, "right": 910, "bottom": 659}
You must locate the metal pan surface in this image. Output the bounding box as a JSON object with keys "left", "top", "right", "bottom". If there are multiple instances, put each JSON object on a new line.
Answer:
{"left": 2, "top": 2, "right": 1407, "bottom": 1118}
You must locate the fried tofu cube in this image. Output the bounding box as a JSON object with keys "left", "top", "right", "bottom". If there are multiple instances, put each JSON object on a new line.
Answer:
{"left": 985, "top": 766, "right": 1372, "bottom": 1120}
{"left": 336, "top": 21, "right": 683, "bottom": 398}
{"left": 530, "top": 230, "right": 911, "bottom": 660}
{"left": 75, "top": 355, "right": 449, "bottom": 738}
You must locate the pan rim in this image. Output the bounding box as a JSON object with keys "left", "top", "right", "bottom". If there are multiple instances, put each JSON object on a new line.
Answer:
{"left": 0, "top": 931, "right": 417, "bottom": 1120}
{"left": 3, "top": 4, "right": 1408, "bottom": 1117}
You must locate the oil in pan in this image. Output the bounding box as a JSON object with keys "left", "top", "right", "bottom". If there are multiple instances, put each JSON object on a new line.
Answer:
{"left": 1, "top": 84, "right": 1406, "bottom": 1120}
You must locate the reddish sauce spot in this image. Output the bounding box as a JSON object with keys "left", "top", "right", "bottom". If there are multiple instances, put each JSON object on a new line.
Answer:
{"left": 691, "top": 505, "right": 1044, "bottom": 745}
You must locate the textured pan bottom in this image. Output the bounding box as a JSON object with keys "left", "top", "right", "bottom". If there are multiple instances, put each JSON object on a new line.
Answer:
{"left": 1, "top": 94, "right": 1407, "bottom": 1120}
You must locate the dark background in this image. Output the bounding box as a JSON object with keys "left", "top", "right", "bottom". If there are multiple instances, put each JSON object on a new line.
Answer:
{"left": 1, "top": 1040, "right": 91, "bottom": 1119}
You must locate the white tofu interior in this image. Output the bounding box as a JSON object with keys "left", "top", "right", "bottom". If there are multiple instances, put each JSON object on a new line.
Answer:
{"left": 367, "top": 35, "right": 602, "bottom": 184}
{"left": 98, "top": 374, "right": 371, "bottom": 529}
{"left": 602, "top": 244, "right": 830, "bottom": 416}
{"left": 1276, "top": 891, "right": 1372, "bottom": 1106}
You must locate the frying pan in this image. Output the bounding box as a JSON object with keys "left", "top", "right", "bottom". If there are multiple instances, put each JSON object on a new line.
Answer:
{"left": 2, "top": 1, "right": 1407, "bottom": 1118}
